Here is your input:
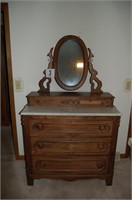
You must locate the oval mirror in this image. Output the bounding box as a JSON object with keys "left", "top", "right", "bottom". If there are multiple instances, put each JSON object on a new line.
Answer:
{"left": 53, "top": 35, "right": 89, "bottom": 91}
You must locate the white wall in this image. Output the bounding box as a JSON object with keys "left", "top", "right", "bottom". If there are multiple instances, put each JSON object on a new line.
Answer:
{"left": 8, "top": 1, "right": 131, "bottom": 155}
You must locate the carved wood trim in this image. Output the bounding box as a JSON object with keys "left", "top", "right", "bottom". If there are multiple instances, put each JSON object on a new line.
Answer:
{"left": 32, "top": 123, "right": 45, "bottom": 131}
{"left": 61, "top": 99, "right": 80, "bottom": 106}
{"left": 34, "top": 141, "right": 46, "bottom": 151}
{"left": 88, "top": 48, "right": 103, "bottom": 94}
{"left": 97, "top": 161, "right": 106, "bottom": 171}
{"left": 38, "top": 48, "right": 53, "bottom": 93}
{"left": 98, "top": 124, "right": 111, "bottom": 133}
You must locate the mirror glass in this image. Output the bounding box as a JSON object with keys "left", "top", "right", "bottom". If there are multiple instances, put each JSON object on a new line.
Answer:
{"left": 58, "top": 40, "right": 84, "bottom": 87}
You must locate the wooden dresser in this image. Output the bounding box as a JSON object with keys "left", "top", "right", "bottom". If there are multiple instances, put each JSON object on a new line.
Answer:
{"left": 20, "top": 92, "right": 121, "bottom": 186}
{"left": 20, "top": 35, "right": 121, "bottom": 185}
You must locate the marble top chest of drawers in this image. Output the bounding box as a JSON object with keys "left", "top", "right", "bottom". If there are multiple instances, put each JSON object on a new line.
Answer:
{"left": 20, "top": 35, "right": 121, "bottom": 186}
{"left": 20, "top": 92, "right": 121, "bottom": 186}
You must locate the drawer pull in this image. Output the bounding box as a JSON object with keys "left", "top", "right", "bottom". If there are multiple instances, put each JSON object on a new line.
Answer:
{"left": 36, "top": 160, "right": 46, "bottom": 170}
{"left": 97, "top": 161, "right": 105, "bottom": 171}
{"left": 33, "top": 123, "right": 45, "bottom": 131}
{"left": 98, "top": 143, "right": 108, "bottom": 152}
{"left": 61, "top": 99, "right": 80, "bottom": 105}
{"left": 98, "top": 144, "right": 104, "bottom": 149}
{"left": 34, "top": 141, "right": 45, "bottom": 151}
{"left": 99, "top": 124, "right": 110, "bottom": 132}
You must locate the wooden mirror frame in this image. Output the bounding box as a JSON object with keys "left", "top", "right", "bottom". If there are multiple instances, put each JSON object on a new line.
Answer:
{"left": 38, "top": 35, "right": 103, "bottom": 94}
{"left": 53, "top": 35, "right": 88, "bottom": 91}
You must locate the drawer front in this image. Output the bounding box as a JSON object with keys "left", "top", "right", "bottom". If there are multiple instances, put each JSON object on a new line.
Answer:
{"left": 32, "top": 156, "right": 109, "bottom": 175}
{"left": 27, "top": 92, "right": 114, "bottom": 107}
{"left": 31, "top": 138, "right": 111, "bottom": 154}
{"left": 29, "top": 120, "right": 113, "bottom": 137}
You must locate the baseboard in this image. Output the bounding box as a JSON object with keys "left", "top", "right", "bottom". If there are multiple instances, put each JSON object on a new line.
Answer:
{"left": 15, "top": 155, "right": 24, "bottom": 160}
{"left": 120, "top": 154, "right": 127, "bottom": 158}
{"left": 115, "top": 152, "right": 128, "bottom": 160}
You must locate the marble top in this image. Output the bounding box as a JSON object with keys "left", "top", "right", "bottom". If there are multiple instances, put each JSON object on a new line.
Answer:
{"left": 20, "top": 105, "right": 121, "bottom": 116}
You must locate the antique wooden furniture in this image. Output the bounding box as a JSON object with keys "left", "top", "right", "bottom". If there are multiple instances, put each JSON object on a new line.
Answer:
{"left": 20, "top": 35, "right": 121, "bottom": 186}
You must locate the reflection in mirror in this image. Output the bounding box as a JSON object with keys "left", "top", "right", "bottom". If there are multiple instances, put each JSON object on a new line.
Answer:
{"left": 58, "top": 40, "right": 84, "bottom": 87}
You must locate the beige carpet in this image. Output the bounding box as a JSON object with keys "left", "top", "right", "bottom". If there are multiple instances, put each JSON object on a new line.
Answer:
{"left": 1, "top": 126, "right": 131, "bottom": 199}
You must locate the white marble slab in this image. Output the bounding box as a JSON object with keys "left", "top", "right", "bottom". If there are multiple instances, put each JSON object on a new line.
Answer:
{"left": 20, "top": 105, "right": 121, "bottom": 116}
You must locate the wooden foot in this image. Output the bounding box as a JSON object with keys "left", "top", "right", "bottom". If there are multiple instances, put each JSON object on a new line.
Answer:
{"left": 27, "top": 176, "right": 34, "bottom": 186}
{"left": 105, "top": 177, "right": 113, "bottom": 186}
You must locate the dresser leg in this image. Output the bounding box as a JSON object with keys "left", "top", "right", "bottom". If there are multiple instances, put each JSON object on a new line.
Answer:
{"left": 105, "top": 177, "right": 113, "bottom": 186}
{"left": 27, "top": 176, "right": 34, "bottom": 186}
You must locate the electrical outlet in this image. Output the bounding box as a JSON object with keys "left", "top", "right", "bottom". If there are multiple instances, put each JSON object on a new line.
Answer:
{"left": 124, "top": 78, "right": 132, "bottom": 92}
{"left": 15, "top": 78, "right": 23, "bottom": 92}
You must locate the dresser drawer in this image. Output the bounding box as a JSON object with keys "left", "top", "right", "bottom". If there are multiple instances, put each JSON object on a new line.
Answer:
{"left": 32, "top": 156, "right": 109, "bottom": 175}
{"left": 27, "top": 92, "right": 114, "bottom": 107}
{"left": 29, "top": 119, "right": 113, "bottom": 137}
{"left": 31, "top": 138, "right": 111, "bottom": 154}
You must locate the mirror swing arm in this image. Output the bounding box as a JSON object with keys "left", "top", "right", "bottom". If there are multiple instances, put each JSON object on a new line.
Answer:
{"left": 38, "top": 35, "right": 103, "bottom": 94}
{"left": 88, "top": 48, "right": 103, "bottom": 94}
{"left": 38, "top": 47, "right": 54, "bottom": 92}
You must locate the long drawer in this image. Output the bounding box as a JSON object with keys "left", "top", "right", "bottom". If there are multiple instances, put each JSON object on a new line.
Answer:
{"left": 31, "top": 138, "right": 111, "bottom": 154}
{"left": 32, "top": 156, "right": 109, "bottom": 175}
{"left": 27, "top": 92, "right": 114, "bottom": 107}
{"left": 29, "top": 119, "right": 113, "bottom": 137}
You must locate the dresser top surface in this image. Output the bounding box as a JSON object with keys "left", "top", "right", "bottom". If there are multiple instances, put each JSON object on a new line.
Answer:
{"left": 20, "top": 105, "right": 121, "bottom": 116}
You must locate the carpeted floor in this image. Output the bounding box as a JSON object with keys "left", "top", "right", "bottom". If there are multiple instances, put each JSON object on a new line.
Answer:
{"left": 1, "top": 126, "right": 131, "bottom": 199}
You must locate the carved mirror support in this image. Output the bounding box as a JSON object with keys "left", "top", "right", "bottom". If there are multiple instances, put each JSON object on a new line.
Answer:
{"left": 38, "top": 48, "right": 53, "bottom": 92}
{"left": 38, "top": 35, "right": 103, "bottom": 94}
{"left": 88, "top": 48, "right": 103, "bottom": 94}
